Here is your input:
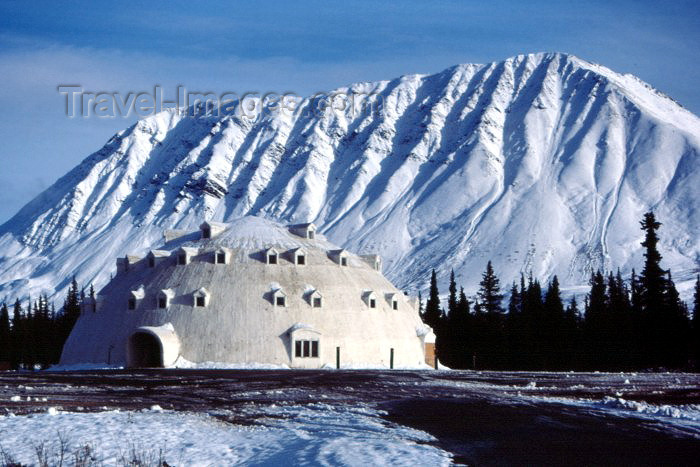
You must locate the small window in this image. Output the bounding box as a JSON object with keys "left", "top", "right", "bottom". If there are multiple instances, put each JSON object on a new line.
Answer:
{"left": 392, "top": 300, "right": 398, "bottom": 310}
{"left": 128, "top": 298, "right": 136, "bottom": 310}
{"left": 216, "top": 252, "right": 226, "bottom": 264}
{"left": 276, "top": 296, "right": 286, "bottom": 307}
{"left": 295, "top": 339, "right": 319, "bottom": 358}
{"left": 195, "top": 296, "right": 205, "bottom": 307}
{"left": 178, "top": 254, "right": 187, "bottom": 265}
{"left": 202, "top": 228, "right": 211, "bottom": 239}
{"left": 268, "top": 254, "right": 278, "bottom": 264}
{"left": 148, "top": 256, "right": 155, "bottom": 268}
{"left": 158, "top": 297, "right": 167, "bottom": 309}
{"left": 369, "top": 298, "right": 376, "bottom": 309}
{"left": 308, "top": 231, "right": 315, "bottom": 239}
{"left": 340, "top": 257, "right": 348, "bottom": 266}
{"left": 313, "top": 297, "right": 322, "bottom": 308}
{"left": 297, "top": 255, "right": 306, "bottom": 265}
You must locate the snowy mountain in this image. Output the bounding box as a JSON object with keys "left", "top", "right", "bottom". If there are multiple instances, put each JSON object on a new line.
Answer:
{"left": 1, "top": 52, "right": 698, "bottom": 302}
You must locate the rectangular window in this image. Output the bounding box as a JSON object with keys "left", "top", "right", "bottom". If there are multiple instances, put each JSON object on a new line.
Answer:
{"left": 313, "top": 297, "right": 322, "bottom": 308}
{"left": 308, "top": 231, "right": 315, "bottom": 239}
{"left": 268, "top": 254, "right": 277, "bottom": 264}
{"left": 178, "top": 254, "right": 187, "bottom": 265}
{"left": 196, "top": 296, "right": 205, "bottom": 307}
{"left": 295, "top": 339, "right": 319, "bottom": 358}
{"left": 369, "top": 298, "right": 376, "bottom": 308}
{"left": 276, "top": 296, "right": 286, "bottom": 306}
{"left": 202, "top": 229, "right": 211, "bottom": 239}
{"left": 297, "top": 255, "right": 305, "bottom": 265}
{"left": 159, "top": 298, "right": 167, "bottom": 309}
{"left": 148, "top": 257, "right": 155, "bottom": 268}
{"left": 392, "top": 301, "right": 398, "bottom": 310}
{"left": 128, "top": 298, "right": 136, "bottom": 310}
{"left": 216, "top": 253, "right": 226, "bottom": 264}
{"left": 340, "top": 257, "right": 347, "bottom": 266}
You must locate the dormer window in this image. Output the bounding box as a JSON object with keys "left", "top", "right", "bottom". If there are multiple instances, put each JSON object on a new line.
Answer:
{"left": 200, "top": 221, "right": 227, "bottom": 239}
{"left": 193, "top": 288, "right": 210, "bottom": 308}
{"left": 214, "top": 248, "right": 229, "bottom": 264}
{"left": 266, "top": 248, "right": 279, "bottom": 265}
{"left": 157, "top": 289, "right": 174, "bottom": 309}
{"left": 128, "top": 288, "right": 145, "bottom": 311}
{"left": 178, "top": 253, "right": 187, "bottom": 265}
{"left": 177, "top": 247, "right": 197, "bottom": 266}
{"left": 292, "top": 248, "right": 307, "bottom": 266}
{"left": 272, "top": 288, "right": 287, "bottom": 307}
{"left": 308, "top": 289, "right": 323, "bottom": 308}
{"left": 330, "top": 249, "right": 349, "bottom": 266}
{"left": 147, "top": 250, "right": 169, "bottom": 268}
{"left": 289, "top": 223, "right": 317, "bottom": 240}
{"left": 386, "top": 293, "right": 399, "bottom": 310}
{"left": 363, "top": 291, "right": 377, "bottom": 309}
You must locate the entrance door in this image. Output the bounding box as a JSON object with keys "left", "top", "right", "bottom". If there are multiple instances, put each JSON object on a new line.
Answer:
{"left": 128, "top": 332, "right": 163, "bottom": 367}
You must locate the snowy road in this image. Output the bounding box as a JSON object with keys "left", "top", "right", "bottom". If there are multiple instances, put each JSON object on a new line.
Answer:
{"left": 1, "top": 370, "right": 699, "bottom": 465}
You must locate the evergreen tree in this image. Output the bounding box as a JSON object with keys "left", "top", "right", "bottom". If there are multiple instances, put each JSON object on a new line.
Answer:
{"left": 478, "top": 261, "right": 504, "bottom": 314}
{"left": 475, "top": 261, "right": 506, "bottom": 368}
{"left": 447, "top": 270, "right": 458, "bottom": 316}
{"left": 693, "top": 275, "right": 700, "bottom": 368}
{"left": 10, "top": 299, "right": 22, "bottom": 369}
{"left": 639, "top": 212, "right": 667, "bottom": 367}
{"left": 0, "top": 303, "right": 9, "bottom": 365}
{"left": 584, "top": 270, "right": 608, "bottom": 369}
{"left": 543, "top": 276, "right": 565, "bottom": 369}
{"left": 422, "top": 269, "right": 442, "bottom": 330}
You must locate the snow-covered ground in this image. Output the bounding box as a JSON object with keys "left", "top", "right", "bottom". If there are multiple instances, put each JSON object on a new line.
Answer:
{"left": 0, "top": 404, "right": 451, "bottom": 466}
{"left": 1, "top": 370, "right": 698, "bottom": 465}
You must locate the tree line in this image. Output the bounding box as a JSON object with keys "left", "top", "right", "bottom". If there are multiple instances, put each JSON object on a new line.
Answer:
{"left": 0, "top": 278, "right": 87, "bottom": 369}
{"left": 420, "top": 212, "right": 700, "bottom": 371}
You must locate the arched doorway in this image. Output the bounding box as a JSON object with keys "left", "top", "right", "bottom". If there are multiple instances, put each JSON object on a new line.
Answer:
{"left": 126, "top": 324, "right": 181, "bottom": 368}
{"left": 128, "top": 332, "right": 163, "bottom": 367}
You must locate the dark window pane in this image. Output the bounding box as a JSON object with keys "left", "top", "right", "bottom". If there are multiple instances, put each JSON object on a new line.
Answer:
{"left": 276, "top": 296, "right": 285, "bottom": 306}
{"left": 178, "top": 255, "right": 187, "bottom": 265}
{"left": 128, "top": 299, "right": 135, "bottom": 310}
{"left": 341, "top": 257, "right": 347, "bottom": 266}
{"left": 216, "top": 253, "right": 225, "bottom": 264}
{"left": 303, "top": 341, "right": 310, "bottom": 357}
{"left": 269, "top": 255, "right": 277, "bottom": 264}
{"left": 370, "top": 299, "right": 376, "bottom": 308}
{"left": 196, "top": 296, "right": 205, "bottom": 307}
{"left": 311, "top": 341, "right": 319, "bottom": 358}
{"left": 203, "top": 229, "right": 210, "bottom": 239}
{"left": 313, "top": 297, "right": 322, "bottom": 308}
{"left": 149, "top": 257, "right": 155, "bottom": 267}
{"left": 297, "top": 255, "right": 305, "bottom": 265}
{"left": 393, "top": 301, "right": 398, "bottom": 310}
{"left": 308, "top": 231, "right": 315, "bottom": 239}
{"left": 159, "top": 298, "right": 167, "bottom": 309}
{"left": 295, "top": 341, "right": 302, "bottom": 357}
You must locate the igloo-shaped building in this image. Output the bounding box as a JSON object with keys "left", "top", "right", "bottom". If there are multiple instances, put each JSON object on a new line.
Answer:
{"left": 60, "top": 217, "right": 435, "bottom": 369}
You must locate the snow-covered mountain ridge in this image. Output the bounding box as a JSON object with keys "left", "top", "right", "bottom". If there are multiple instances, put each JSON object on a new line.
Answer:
{"left": 1, "top": 52, "right": 698, "bottom": 301}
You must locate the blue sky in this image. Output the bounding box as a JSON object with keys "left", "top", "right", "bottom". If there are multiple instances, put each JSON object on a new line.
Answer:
{"left": 0, "top": 0, "right": 698, "bottom": 223}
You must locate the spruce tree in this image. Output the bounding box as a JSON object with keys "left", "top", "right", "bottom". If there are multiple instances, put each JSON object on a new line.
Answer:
{"left": 478, "top": 261, "right": 504, "bottom": 314}
{"left": 639, "top": 212, "right": 666, "bottom": 367}
{"left": 543, "top": 276, "right": 565, "bottom": 369}
{"left": 422, "top": 269, "right": 442, "bottom": 330}
{"left": 0, "top": 303, "right": 9, "bottom": 365}
{"left": 693, "top": 275, "right": 700, "bottom": 368}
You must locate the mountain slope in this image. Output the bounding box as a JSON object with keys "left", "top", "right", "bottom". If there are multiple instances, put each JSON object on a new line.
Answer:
{"left": 1, "top": 52, "right": 698, "bottom": 301}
